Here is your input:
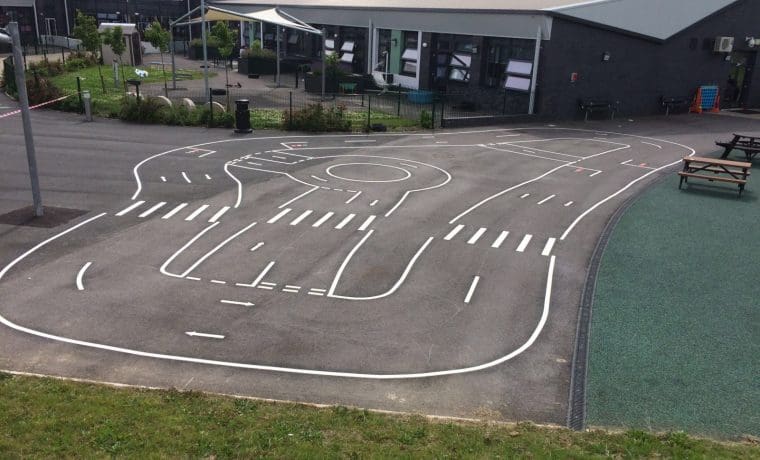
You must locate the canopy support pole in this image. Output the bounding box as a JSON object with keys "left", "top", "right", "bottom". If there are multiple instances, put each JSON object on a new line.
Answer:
{"left": 321, "top": 28, "right": 326, "bottom": 101}
{"left": 528, "top": 26, "right": 541, "bottom": 115}
{"left": 201, "top": 0, "right": 209, "bottom": 99}
{"left": 276, "top": 25, "right": 281, "bottom": 87}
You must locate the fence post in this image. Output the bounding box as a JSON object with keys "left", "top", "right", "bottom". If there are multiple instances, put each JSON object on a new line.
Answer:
{"left": 440, "top": 94, "right": 445, "bottom": 128}
{"left": 76, "top": 76, "right": 83, "bottom": 114}
{"left": 367, "top": 94, "right": 372, "bottom": 132}
{"left": 289, "top": 91, "right": 293, "bottom": 128}
{"left": 431, "top": 101, "right": 435, "bottom": 131}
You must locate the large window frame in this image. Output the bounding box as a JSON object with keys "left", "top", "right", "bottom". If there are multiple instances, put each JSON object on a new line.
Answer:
{"left": 400, "top": 31, "right": 419, "bottom": 77}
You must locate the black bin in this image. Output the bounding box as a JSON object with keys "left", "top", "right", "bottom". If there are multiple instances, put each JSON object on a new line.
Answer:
{"left": 234, "top": 99, "right": 253, "bottom": 134}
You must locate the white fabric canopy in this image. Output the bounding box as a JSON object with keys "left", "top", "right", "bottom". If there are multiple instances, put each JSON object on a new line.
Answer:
{"left": 172, "top": 5, "right": 321, "bottom": 35}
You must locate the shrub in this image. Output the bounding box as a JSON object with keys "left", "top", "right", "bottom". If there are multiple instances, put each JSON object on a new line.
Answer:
{"left": 420, "top": 109, "right": 433, "bottom": 129}
{"left": 28, "top": 59, "right": 64, "bottom": 77}
{"left": 119, "top": 96, "right": 169, "bottom": 124}
{"left": 190, "top": 37, "right": 220, "bottom": 49}
{"left": 197, "top": 106, "right": 234, "bottom": 128}
{"left": 64, "top": 56, "right": 89, "bottom": 72}
{"left": 241, "top": 43, "right": 276, "bottom": 60}
{"left": 2, "top": 56, "right": 17, "bottom": 95}
{"left": 25, "top": 74, "right": 62, "bottom": 105}
{"left": 284, "top": 103, "right": 351, "bottom": 132}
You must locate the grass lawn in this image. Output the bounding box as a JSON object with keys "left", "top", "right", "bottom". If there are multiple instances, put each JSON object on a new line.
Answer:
{"left": 0, "top": 373, "right": 757, "bottom": 458}
{"left": 587, "top": 166, "right": 760, "bottom": 439}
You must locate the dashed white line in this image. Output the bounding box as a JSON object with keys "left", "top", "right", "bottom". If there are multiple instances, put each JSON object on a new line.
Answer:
{"left": 311, "top": 175, "right": 328, "bottom": 182}
{"left": 198, "top": 151, "right": 215, "bottom": 158}
{"left": 138, "top": 202, "right": 167, "bottom": 218}
{"left": 345, "top": 191, "right": 362, "bottom": 204}
{"left": 444, "top": 225, "right": 465, "bottom": 241}
{"left": 491, "top": 231, "right": 509, "bottom": 248}
{"left": 520, "top": 194, "right": 530, "bottom": 199}
{"left": 160, "top": 176, "right": 167, "bottom": 182}
{"left": 220, "top": 300, "right": 254, "bottom": 307}
{"left": 312, "top": 212, "right": 335, "bottom": 227}
{"left": 205, "top": 174, "right": 212, "bottom": 180}
{"left": 272, "top": 155, "right": 287, "bottom": 160}
{"left": 250, "top": 242, "right": 264, "bottom": 252}
{"left": 208, "top": 206, "right": 230, "bottom": 223}
{"left": 370, "top": 200, "right": 379, "bottom": 206}
{"left": 516, "top": 234, "right": 533, "bottom": 252}
{"left": 464, "top": 276, "right": 480, "bottom": 304}
{"left": 186, "top": 276, "right": 201, "bottom": 281}
{"left": 116, "top": 201, "right": 145, "bottom": 216}
{"left": 285, "top": 285, "right": 302, "bottom": 290}
{"left": 75, "top": 262, "right": 92, "bottom": 291}
{"left": 279, "top": 186, "right": 318, "bottom": 209}
{"left": 162, "top": 203, "right": 188, "bottom": 220}
{"left": 181, "top": 172, "right": 192, "bottom": 183}
{"left": 541, "top": 238, "right": 557, "bottom": 257}
{"left": 249, "top": 261, "right": 275, "bottom": 288}
{"left": 307, "top": 291, "right": 324, "bottom": 296}
{"left": 335, "top": 214, "right": 356, "bottom": 229}
{"left": 260, "top": 281, "right": 277, "bottom": 287}
{"left": 184, "top": 204, "right": 209, "bottom": 221}
{"left": 620, "top": 159, "right": 633, "bottom": 165}
{"left": 537, "top": 195, "right": 556, "bottom": 205}
{"left": 282, "top": 288, "right": 300, "bottom": 293}
{"left": 267, "top": 208, "right": 292, "bottom": 224}
{"left": 467, "top": 228, "right": 487, "bottom": 245}
{"left": 358, "top": 215, "right": 376, "bottom": 231}
{"left": 344, "top": 139, "right": 376, "bottom": 143}
{"left": 185, "top": 331, "right": 225, "bottom": 339}
{"left": 246, "top": 161, "right": 263, "bottom": 166}
{"left": 290, "top": 210, "right": 313, "bottom": 226}
{"left": 589, "top": 171, "right": 602, "bottom": 177}
{"left": 210, "top": 279, "right": 227, "bottom": 285}
{"left": 496, "top": 134, "right": 521, "bottom": 137}
{"left": 257, "top": 285, "right": 274, "bottom": 290}
{"left": 564, "top": 201, "right": 574, "bottom": 207}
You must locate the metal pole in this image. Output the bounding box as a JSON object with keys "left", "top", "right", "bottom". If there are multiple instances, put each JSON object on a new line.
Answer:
{"left": 201, "top": 0, "right": 209, "bottom": 98}
{"left": 76, "top": 76, "right": 83, "bottom": 113}
{"left": 170, "top": 25, "right": 177, "bottom": 89}
{"left": 32, "top": 4, "right": 41, "bottom": 47}
{"left": 187, "top": 0, "right": 192, "bottom": 42}
{"left": 64, "top": 0, "right": 71, "bottom": 36}
{"left": 528, "top": 26, "right": 542, "bottom": 115}
{"left": 276, "top": 26, "right": 281, "bottom": 87}
{"left": 321, "top": 28, "right": 326, "bottom": 101}
{"left": 9, "top": 23, "right": 43, "bottom": 217}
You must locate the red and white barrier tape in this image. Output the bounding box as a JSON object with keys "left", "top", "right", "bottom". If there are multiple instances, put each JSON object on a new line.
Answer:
{"left": 0, "top": 93, "right": 75, "bottom": 119}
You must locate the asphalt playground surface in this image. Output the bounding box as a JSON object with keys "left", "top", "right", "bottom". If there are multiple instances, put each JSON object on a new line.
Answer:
{"left": 1, "top": 91, "right": 759, "bottom": 427}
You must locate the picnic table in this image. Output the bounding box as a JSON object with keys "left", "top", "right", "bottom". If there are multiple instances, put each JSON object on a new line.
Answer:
{"left": 678, "top": 156, "right": 751, "bottom": 197}
{"left": 717, "top": 133, "right": 760, "bottom": 162}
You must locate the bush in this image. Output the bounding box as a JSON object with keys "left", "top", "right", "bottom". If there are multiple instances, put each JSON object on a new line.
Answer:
{"left": 420, "top": 109, "right": 433, "bottom": 129}
{"left": 241, "top": 43, "right": 276, "bottom": 60}
{"left": 25, "top": 74, "right": 62, "bottom": 105}
{"left": 284, "top": 103, "right": 351, "bottom": 132}
{"left": 28, "top": 59, "right": 64, "bottom": 77}
{"left": 197, "top": 106, "right": 234, "bottom": 128}
{"left": 2, "top": 56, "right": 17, "bottom": 95}
{"left": 64, "top": 57, "right": 89, "bottom": 72}
{"left": 119, "top": 96, "right": 169, "bottom": 124}
{"left": 190, "top": 37, "right": 220, "bottom": 49}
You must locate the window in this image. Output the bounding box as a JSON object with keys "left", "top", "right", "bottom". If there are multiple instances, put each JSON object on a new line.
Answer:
{"left": 340, "top": 53, "right": 354, "bottom": 63}
{"left": 504, "top": 59, "right": 533, "bottom": 92}
{"left": 400, "top": 31, "right": 418, "bottom": 76}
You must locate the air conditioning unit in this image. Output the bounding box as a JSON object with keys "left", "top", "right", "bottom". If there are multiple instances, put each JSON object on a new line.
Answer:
{"left": 714, "top": 36, "right": 734, "bottom": 53}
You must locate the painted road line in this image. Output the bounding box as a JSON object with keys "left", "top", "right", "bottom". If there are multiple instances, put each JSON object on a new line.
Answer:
{"left": 491, "top": 231, "right": 509, "bottom": 248}
{"left": 272, "top": 155, "right": 287, "bottom": 160}
{"left": 464, "top": 276, "right": 480, "bottom": 304}
{"left": 310, "top": 288, "right": 326, "bottom": 293}
{"left": 138, "top": 202, "right": 167, "bottom": 218}
{"left": 308, "top": 291, "right": 324, "bottom": 296}
{"left": 257, "top": 285, "right": 274, "bottom": 290}
{"left": 290, "top": 210, "right": 313, "bottom": 226}
{"left": 311, "top": 175, "right": 328, "bottom": 182}
{"left": 496, "top": 134, "right": 521, "bottom": 137}
{"left": 267, "top": 208, "right": 292, "bottom": 224}
{"left": 542, "top": 238, "right": 557, "bottom": 257}
{"left": 205, "top": 174, "right": 212, "bottom": 180}
{"left": 220, "top": 300, "right": 254, "bottom": 307}
{"left": 260, "top": 281, "right": 276, "bottom": 286}
{"left": 335, "top": 214, "right": 356, "bottom": 229}
{"left": 246, "top": 162, "right": 263, "bottom": 166}
{"left": 181, "top": 172, "right": 192, "bottom": 183}
{"left": 282, "top": 288, "right": 300, "bottom": 293}
{"left": 520, "top": 194, "right": 530, "bottom": 199}
{"left": 250, "top": 261, "right": 275, "bottom": 287}
{"left": 162, "top": 203, "right": 188, "bottom": 219}
{"left": 75, "top": 262, "right": 93, "bottom": 291}
{"left": 186, "top": 276, "right": 201, "bottom": 281}
{"left": 564, "top": 201, "right": 574, "bottom": 207}
{"left": 537, "top": 194, "right": 556, "bottom": 205}
{"left": 180, "top": 221, "right": 258, "bottom": 277}
{"left": 198, "top": 151, "right": 216, "bottom": 158}
{"left": 185, "top": 331, "right": 224, "bottom": 339}
{"left": 589, "top": 171, "right": 603, "bottom": 177}
{"left": 160, "top": 176, "right": 167, "bottom": 182}
{"left": 285, "top": 285, "right": 302, "bottom": 290}
{"left": 444, "top": 224, "right": 465, "bottom": 241}
{"left": 641, "top": 141, "right": 662, "bottom": 149}
{"left": 516, "top": 234, "right": 533, "bottom": 253}
{"left": 467, "top": 227, "right": 487, "bottom": 245}
{"left": 345, "top": 190, "right": 362, "bottom": 204}
{"left": 208, "top": 206, "right": 230, "bottom": 223}
{"left": 250, "top": 242, "right": 264, "bottom": 252}
{"left": 370, "top": 200, "right": 379, "bottom": 207}
{"left": 184, "top": 204, "right": 210, "bottom": 221}
{"left": 312, "top": 212, "right": 335, "bottom": 228}
{"left": 344, "top": 139, "right": 376, "bottom": 143}
{"left": 116, "top": 200, "right": 145, "bottom": 216}
{"left": 399, "top": 162, "right": 418, "bottom": 169}
{"left": 358, "top": 215, "right": 376, "bottom": 231}
{"left": 279, "top": 186, "right": 318, "bottom": 209}
{"left": 620, "top": 159, "right": 633, "bottom": 165}
{"left": 210, "top": 280, "right": 227, "bottom": 285}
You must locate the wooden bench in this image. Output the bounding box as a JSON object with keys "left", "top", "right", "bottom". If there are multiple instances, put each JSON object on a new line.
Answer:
{"left": 717, "top": 133, "right": 760, "bottom": 162}
{"left": 579, "top": 99, "right": 618, "bottom": 121}
{"left": 660, "top": 96, "right": 690, "bottom": 116}
{"left": 678, "top": 156, "right": 751, "bottom": 197}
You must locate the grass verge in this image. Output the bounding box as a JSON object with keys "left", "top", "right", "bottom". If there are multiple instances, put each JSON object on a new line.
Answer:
{"left": 0, "top": 372, "right": 757, "bottom": 458}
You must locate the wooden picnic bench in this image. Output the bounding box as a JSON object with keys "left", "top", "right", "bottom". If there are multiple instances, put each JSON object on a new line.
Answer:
{"left": 678, "top": 156, "right": 751, "bottom": 197}
{"left": 717, "top": 133, "right": 760, "bottom": 162}
{"left": 579, "top": 99, "right": 618, "bottom": 121}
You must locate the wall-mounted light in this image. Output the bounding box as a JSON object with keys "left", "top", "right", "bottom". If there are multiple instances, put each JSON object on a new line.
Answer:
{"left": 422, "top": 42, "right": 428, "bottom": 48}
{"left": 602, "top": 51, "right": 611, "bottom": 62}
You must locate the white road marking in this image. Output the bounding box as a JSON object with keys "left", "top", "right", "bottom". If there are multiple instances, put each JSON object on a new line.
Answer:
{"left": 491, "top": 231, "right": 509, "bottom": 248}
{"left": 307, "top": 291, "right": 325, "bottom": 296}
{"left": 467, "top": 228, "right": 487, "bottom": 245}
{"left": 267, "top": 208, "right": 292, "bottom": 224}
{"left": 184, "top": 204, "right": 209, "bottom": 221}
{"left": 345, "top": 191, "right": 362, "bottom": 204}
{"left": 285, "top": 285, "right": 301, "bottom": 290}
{"left": 138, "top": 202, "right": 167, "bottom": 218}
{"left": 290, "top": 210, "right": 313, "bottom": 226}
{"left": 435, "top": 141, "right": 448, "bottom": 144}
{"left": 272, "top": 155, "right": 287, "bottom": 160}
{"left": 198, "top": 151, "right": 215, "bottom": 158}
{"left": 370, "top": 200, "right": 379, "bottom": 207}
{"left": 589, "top": 171, "right": 602, "bottom": 177}
{"left": 208, "top": 206, "right": 230, "bottom": 223}
{"left": 116, "top": 201, "right": 145, "bottom": 216}
{"left": 257, "top": 285, "right": 274, "bottom": 290}
{"left": 246, "top": 162, "right": 263, "bottom": 166}
{"left": 516, "top": 234, "right": 533, "bottom": 252}
{"left": 542, "top": 238, "right": 557, "bottom": 257}
{"left": 358, "top": 215, "right": 376, "bottom": 231}
{"left": 205, "top": 174, "right": 212, "bottom": 180}
{"left": 537, "top": 194, "right": 556, "bottom": 205}
{"left": 160, "top": 176, "right": 166, "bottom": 182}
{"left": 223, "top": 163, "right": 243, "bottom": 208}
{"left": 159, "top": 222, "right": 220, "bottom": 279}
{"left": 482, "top": 144, "right": 572, "bottom": 163}
{"left": 279, "top": 186, "right": 319, "bottom": 209}
{"left": 520, "top": 194, "right": 530, "bottom": 199}
{"left": 249, "top": 261, "right": 275, "bottom": 287}
{"left": 185, "top": 331, "right": 225, "bottom": 339}
{"left": 260, "top": 282, "right": 277, "bottom": 287}
{"left": 311, "top": 175, "right": 328, "bottom": 182}
{"left": 180, "top": 222, "right": 258, "bottom": 277}
{"left": 620, "top": 159, "right": 632, "bottom": 165}
{"left": 344, "top": 139, "right": 376, "bottom": 143}
{"left": 335, "top": 214, "right": 356, "bottom": 229}
{"left": 186, "top": 276, "right": 201, "bottom": 281}
{"left": 282, "top": 288, "right": 300, "bottom": 293}
{"left": 210, "top": 280, "right": 227, "bottom": 285}
{"left": 312, "top": 212, "right": 335, "bottom": 227}
{"left": 220, "top": 300, "right": 254, "bottom": 307}
{"left": 254, "top": 157, "right": 297, "bottom": 165}
{"left": 444, "top": 225, "right": 465, "bottom": 241}
{"left": 75, "top": 262, "right": 92, "bottom": 291}
{"left": 250, "top": 242, "right": 264, "bottom": 252}
{"left": 464, "top": 276, "right": 480, "bottom": 304}
{"left": 641, "top": 141, "right": 662, "bottom": 149}
{"left": 399, "top": 162, "right": 418, "bottom": 169}
{"left": 496, "top": 134, "right": 521, "bottom": 137}
{"left": 564, "top": 201, "right": 574, "bottom": 207}
{"left": 181, "top": 172, "right": 192, "bottom": 183}
{"left": 162, "top": 203, "right": 188, "bottom": 220}
{"left": 310, "top": 288, "right": 326, "bottom": 293}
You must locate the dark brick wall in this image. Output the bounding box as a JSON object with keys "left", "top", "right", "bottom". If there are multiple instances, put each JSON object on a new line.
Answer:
{"left": 538, "top": 0, "right": 760, "bottom": 119}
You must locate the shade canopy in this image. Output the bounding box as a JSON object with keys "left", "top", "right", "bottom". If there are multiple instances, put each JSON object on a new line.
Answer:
{"left": 172, "top": 5, "right": 322, "bottom": 35}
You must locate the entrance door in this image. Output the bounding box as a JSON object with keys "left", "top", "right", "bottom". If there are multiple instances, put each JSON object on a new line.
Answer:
{"left": 726, "top": 51, "right": 756, "bottom": 108}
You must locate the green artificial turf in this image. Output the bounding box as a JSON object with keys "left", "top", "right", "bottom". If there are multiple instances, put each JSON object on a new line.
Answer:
{"left": 588, "top": 169, "right": 760, "bottom": 439}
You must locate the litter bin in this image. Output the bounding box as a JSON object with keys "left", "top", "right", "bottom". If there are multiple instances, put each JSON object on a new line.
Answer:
{"left": 234, "top": 99, "right": 253, "bottom": 134}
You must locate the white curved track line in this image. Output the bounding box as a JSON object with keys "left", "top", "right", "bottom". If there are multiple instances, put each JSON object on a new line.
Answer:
{"left": 159, "top": 222, "right": 220, "bottom": 278}
{"left": 0, "top": 218, "right": 555, "bottom": 378}
{"left": 327, "top": 230, "right": 374, "bottom": 297}
{"left": 329, "top": 236, "right": 435, "bottom": 301}
{"left": 231, "top": 164, "right": 317, "bottom": 188}
{"left": 180, "top": 222, "right": 257, "bottom": 278}
{"left": 75, "top": 262, "right": 92, "bottom": 291}
{"left": 278, "top": 186, "right": 318, "bottom": 209}
{"left": 131, "top": 147, "right": 188, "bottom": 200}
{"left": 223, "top": 163, "right": 244, "bottom": 208}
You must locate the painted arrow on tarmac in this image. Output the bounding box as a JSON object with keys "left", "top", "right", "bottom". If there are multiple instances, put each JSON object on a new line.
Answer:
{"left": 185, "top": 331, "right": 225, "bottom": 339}
{"left": 220, "top": 300, "right": 255, "bottom": 307}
